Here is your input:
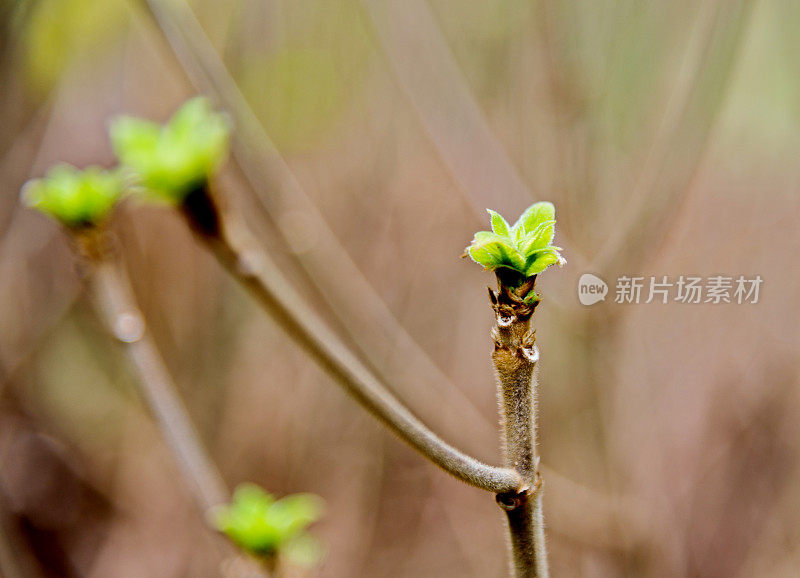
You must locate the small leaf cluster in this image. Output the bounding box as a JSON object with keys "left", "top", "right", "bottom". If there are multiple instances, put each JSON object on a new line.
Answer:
{"left": 211, "top": 484, "right": 324, "bottom": 568}
{"left": 21, "top": 97, "right": 231, "bottom": 229}
{"left": 22, "top": 164, "right": 123, "bottom": 229}
{"left": 466, "top": 202, "right": 565, "bottom": 278}
{"left": 111, "top": 97, "right": 231, "bottom": 202}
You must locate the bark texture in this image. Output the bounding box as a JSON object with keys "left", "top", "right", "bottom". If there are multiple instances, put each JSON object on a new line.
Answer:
{"left": 491, "top": 270, "right": 549, "bottom": 578}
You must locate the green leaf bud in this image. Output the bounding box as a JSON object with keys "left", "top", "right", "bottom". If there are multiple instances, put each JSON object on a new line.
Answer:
{"left": 110, "top": 97, "right": 231, "bottom": 202}
{"left": 22, "top": 164, "right": 122, "bottom": 228}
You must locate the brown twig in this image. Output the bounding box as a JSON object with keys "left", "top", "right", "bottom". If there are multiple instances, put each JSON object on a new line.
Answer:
{"left": 490, "top": 270, "right": 548, "bottom": 577}
{"left": 179, "top": 185, "right": 523, "bottom": 495}
{"left": 83, "top": 234, "right": 229, "bottom": 512}
{"left": 591, "top": 0, "right": 754, "bottom": 274}
{"left": 82, "top": 235, "right": 275, "bottom": 575}
{"left": 361, "top": 0, "right": 588, "bottom": 279}
{"left": 130, "top": 0, "right": 511, "bottom": 465}
{"left": 128, "top": 0, "right": 633, "bottom": 522}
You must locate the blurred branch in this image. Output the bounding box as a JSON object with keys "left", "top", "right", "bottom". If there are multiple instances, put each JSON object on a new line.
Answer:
{"left": 179, "top": 185, "right": 523, "bottom": 495}
{"left": 0, "top": 503, "right": 27, "bottom": 578}
{"left": 0, "top": 99, "right": 53, "bottom": 246}
{"left": 0, "top": 290, "right": 76, "bottom": 400}
{"left": 532, "top": 0, "right": 594, "bottom": 254}
{"left": 84, "top": 242, "right": 273, "bottom": 574}
{"left": 361, "top": 0, "right": 588, "bottom": 279}
{"left": 0, "top": 0, "right": 43, "bottom": 161}
{"left": 130, "top": 0, "right": 512, "bottom": 460}
{"left": 591, "top": 0, "right": 754, "bottom": 273}
{"left": 127, "top": 0, "right": 641, "bottom": 530}
{"left": 0, "top": 217, "right": 79, "bottom": 400}
{"left": 87, "top": 241, "right": 230, "bottom": 512}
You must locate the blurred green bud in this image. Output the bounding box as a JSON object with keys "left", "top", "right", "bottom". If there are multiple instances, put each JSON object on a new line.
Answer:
{"left": 466, "top": 202, "right": 565, "bottom": 278}
{"left": 110, "top": 97, "right": 231, "bottom": 202}
{"left": 21, "top": 164, "right": 123, "bottom": 228}
{"left": 211, "top": 483, "right": 324, "bottom": 567}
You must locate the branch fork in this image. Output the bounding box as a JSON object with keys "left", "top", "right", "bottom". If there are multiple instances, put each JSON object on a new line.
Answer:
{"left": 178, "top": 184, "right": 524, "bottom": 495}
{"left": 179, "top": 184, "right": 551, "bottom": 575}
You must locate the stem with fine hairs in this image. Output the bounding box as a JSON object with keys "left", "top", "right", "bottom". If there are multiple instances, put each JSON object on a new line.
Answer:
{"left": 84, "top": 236, "right": 229, "bottom": 513}
{"left": 490, "top": 269, "right": 549, "bottom": 577}
{"left": 177, "top": 184, "right": 523, "bottom": 495}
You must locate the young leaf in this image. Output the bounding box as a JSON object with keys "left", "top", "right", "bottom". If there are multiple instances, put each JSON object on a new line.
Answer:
{"left": 22, "top": 164, "right": 122, "bottom": 228}
{"left": 524, "top": 248, "right": 563, "bottom": 276}
{"left": 267, "top": 493, "right": 325, "bottom": 537}
{"left": 108, "top": 117, "right": 161, "bottom": 165}
{"left": 511, "top": 201, "right": 555, "bottom": 241}
{"left": 523, "top": 290, "right": 540, "bottom": 305}
{"left": 487, "top": 209, "right": 510, "bottom": 236}
{"left": 467, "top": 231, "right": 526, "bottom": 271}
{"left": 211, "top": 483, "right": 324, "bottom": 562}
{"left": 517, "top": 219, "right": 555, "bottom": 257}
{"left": 466, "top": 203, "right": 564, "bottom": 278}
{"left": 111, "top": 97, "right": 231, "bottom": 203}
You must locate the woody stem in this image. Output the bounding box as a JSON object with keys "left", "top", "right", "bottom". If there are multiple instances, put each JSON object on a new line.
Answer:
{"left": 178, "top": 184, "right": 524, "bottom": 494}
{"left": 491, "top": 270, "right": 549, "bottom": 578}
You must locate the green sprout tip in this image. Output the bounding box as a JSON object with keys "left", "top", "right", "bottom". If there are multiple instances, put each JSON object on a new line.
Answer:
{"left": 110, "top": 97, "right": 231, "bottom": 203}
{"left": 21, "top": 164, "right": 123, "bottom": 229}
{"left": 465, "top": 202, "right": 565, "bottom": 279}
{"left": 210, "top": 483, "right": 324, "bottom": 568}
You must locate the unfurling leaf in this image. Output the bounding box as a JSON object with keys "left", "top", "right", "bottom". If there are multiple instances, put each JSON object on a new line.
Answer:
{"left": 22, "top": 164, "right": 122, "bottom": 228}
{"left": 468, "top": 231, "right": 526, "bottom": 271}
{"left": 517, "top": 219, "right": 555, "bottom": 255}
{"left": 210, "top": 483, "right": 324, "bottom": 567}
{"left": 111, "top": 97, "right": 231, "bottom": 202}
{"left": 487, "top": 209, "right": 510, "bottom": 236}
{"left": 525, "top": 248, "right": 563, "bottom": 276}
{"left": 465, "top": 203, "right": 565, "bottom": 278}
{"left": 511, "top": 201, "right": 555, "bottom": 241}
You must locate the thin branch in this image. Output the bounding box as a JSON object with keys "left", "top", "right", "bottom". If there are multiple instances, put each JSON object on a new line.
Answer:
{"left": 126, "top": 0, "right": 648, "bottom": 543}
{"left": 490, "top": 272, "right": 548, "bottom": 577}
{"left": 591, "top": 0, "right": 753, "bottom": 273}
{"left": 88, "top": 243, "right": 229, "bottom": 512}
{"left": 361, "top": 0, "right": 588, "bottom": 278}
{"left": 0, "top": 504, "right": 27, "bottom": 578}
{"left": 130, "top": 0, "right": 509, "bottom": 464}
{"left": 180, "top": 186, "right": 523, "bottom": 495}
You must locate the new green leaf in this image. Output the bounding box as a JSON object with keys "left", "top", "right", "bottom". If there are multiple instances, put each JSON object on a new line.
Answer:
{"left": 511, "top": 201, "right": 555, "bottom": 241}
{"left": 22, "top": 164, "right": 123, "bottom": 228}
{"left": 111, "top": 97, "right": 231, "bottom": 202}
{"left": 468, "top": 231, "right": 526, "bottom": 272}
{"left": 517, "top": 219, "right": 556, "bottom": 255}
{"left": 487, "top": 209, "right": 510, "bottom": 236}
{"left": 525, "top": 248, "right": 562, "bottom": 276}
{"left": 465, "top": 203, "right": 565, "bottom": 278}
{"left": 211, "top": 483, "right": 324, "bottom": 567}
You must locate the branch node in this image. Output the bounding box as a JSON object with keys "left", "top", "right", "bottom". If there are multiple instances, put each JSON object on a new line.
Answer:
{"left": 112, "top": 311, "right": 146, "bottom": 343}
{"left": 518, "top": 341, "right": 539, "bottom": 364}
{"left": 496, "top": 487, "right": 532, "bottom": 512}
{"left": 182, "top": 183, "right": 221, "bottom": 238}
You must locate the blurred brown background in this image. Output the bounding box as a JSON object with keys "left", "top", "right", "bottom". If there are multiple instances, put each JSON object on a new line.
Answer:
{"left": 1, "top": 0, "right": 799, "bottom": 576}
